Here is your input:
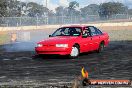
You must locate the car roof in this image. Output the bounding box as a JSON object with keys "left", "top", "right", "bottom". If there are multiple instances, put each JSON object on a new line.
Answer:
{"left": 62, "top": 25, "right": 87, "bottom": 28}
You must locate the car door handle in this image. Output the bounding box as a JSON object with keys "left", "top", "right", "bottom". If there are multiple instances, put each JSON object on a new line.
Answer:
{"left": 91, "top": 38, "right": 92, "bottom": 40}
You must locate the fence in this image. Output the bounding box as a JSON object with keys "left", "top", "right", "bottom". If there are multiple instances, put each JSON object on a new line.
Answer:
{"left": 0, "top": 14, "right": 132, "bottom": 27}
{"left": 0, "top": 14, "right": 132, "bottom": 45}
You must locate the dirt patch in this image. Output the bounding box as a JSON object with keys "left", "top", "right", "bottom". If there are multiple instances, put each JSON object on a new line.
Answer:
{"left": 0, "top": 40, "right": 132, "bottom": 87}
{"left": 100, "top": 26, "right": 132, "bottom": 30}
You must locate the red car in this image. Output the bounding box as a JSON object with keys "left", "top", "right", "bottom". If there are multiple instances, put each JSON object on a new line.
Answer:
{"left": 35, "top": 25, "right": 109, "bottom": 58}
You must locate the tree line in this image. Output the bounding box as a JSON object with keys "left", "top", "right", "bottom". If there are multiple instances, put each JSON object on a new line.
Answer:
{"left": 0, "top": 0, "right": 132, "bottom": 19}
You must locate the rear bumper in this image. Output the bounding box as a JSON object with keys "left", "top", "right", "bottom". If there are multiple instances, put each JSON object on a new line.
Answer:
{"left": 35, "top": 47, "right": 71, "bottom": 55}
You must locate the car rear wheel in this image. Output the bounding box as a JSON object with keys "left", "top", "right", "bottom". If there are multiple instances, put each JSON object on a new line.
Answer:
{"left": 69, "top": 45, "right": 80, "bottom": 58}
{"left": 97, "top": 42, "right": 104, "bottom": 53}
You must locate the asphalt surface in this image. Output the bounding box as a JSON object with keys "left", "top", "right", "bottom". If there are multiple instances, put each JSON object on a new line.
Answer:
{"left": 0, "top": 40, "right": 132, "bottom": 87}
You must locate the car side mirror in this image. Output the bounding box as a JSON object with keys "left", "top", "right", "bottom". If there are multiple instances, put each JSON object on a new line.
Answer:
{"left": 49, "top": 35, "right": 51, "bottom": 37}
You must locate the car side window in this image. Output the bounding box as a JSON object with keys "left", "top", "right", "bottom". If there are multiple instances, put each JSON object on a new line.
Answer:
{"left": 75, "top": 28, "right": 81, "bottom": 33}
{"left": 63, "top": 28, "right": 69, "bottom": 34}
{"left": 88, "top": 27, "right": 98, "bottom": 36}
{"left": 93, "top": 27, "right": 103, "bottom": 35}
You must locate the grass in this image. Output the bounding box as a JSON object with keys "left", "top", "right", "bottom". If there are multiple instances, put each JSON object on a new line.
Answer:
{"left": 104, "top": 29, "right": 132, "bottom": 41}
{"left": 0, "top": 32, "right": 10, "bottom": 45}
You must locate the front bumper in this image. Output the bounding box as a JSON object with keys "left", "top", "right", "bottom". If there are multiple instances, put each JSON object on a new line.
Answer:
{"left": 35, "top": 47, "right": 71, "bottom": 55}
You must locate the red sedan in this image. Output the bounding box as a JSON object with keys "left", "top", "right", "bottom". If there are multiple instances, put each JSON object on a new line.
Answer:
{"left": 35, "top": 25, "right": 109, "bottom": 58}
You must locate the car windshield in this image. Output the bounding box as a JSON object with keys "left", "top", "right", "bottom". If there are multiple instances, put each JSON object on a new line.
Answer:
{"left": 51, "top": 27, "right": 82, "bottom": 37}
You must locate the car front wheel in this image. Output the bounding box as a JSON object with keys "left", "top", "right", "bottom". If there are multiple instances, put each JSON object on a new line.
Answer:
{"left": 69, "top": 45, "right": 80, "bottom": 58}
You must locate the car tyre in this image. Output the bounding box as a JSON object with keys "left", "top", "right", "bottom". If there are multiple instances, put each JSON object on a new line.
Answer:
{"left": 69, "top": 45, "right": 80, "bottom": 59}
{"left": 97, "top": 42, "right": 104, "bottom": 53}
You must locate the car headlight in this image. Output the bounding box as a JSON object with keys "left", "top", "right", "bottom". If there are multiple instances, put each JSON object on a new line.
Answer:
{"left": 56, "top": 44, "right": 68, "bottom": 48}
{"left": 37, "top": 44, "right": 43, "bottom": 47}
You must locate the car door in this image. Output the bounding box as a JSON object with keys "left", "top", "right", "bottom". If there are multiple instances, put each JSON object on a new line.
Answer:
{"left": 88, "top": 26, "right": 100, "bottom": 51}
{"left": 79, "top": 27, "right": 93, "bottom": 53}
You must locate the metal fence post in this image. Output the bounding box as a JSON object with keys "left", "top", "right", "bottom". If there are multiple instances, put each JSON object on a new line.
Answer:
{"left": 36, "top": 16, "right": 38, "bottom": 29}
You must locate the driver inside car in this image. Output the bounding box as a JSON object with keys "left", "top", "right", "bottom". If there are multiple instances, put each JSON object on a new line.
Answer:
{"left": 83, "top": 30, "right": 90, "bottom": 36}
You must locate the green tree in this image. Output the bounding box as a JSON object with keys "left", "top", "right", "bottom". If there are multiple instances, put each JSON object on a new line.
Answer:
{"left": 80, "top": 4, "right": 99, "bottom": 17}
{"left": 99, "top": 2, "right": 128, "bottom": 19}
{"left": 27, "top": 2, "right": 43, "bottom": 17}
{"left": 26, "top": 2, "right": 51, "bottom": 17}
{"left": 7, "top": 0, "right": 24, "bottom": 17}
{"left": 68, "top": 1, "right": 79, "bottom": 16}
{"left": 68, "top": 1, "right": 79, "bottom": 10}
{"left": 0, "top": 0, "right": 8, "bottom": 17}
{"left": 55, "top": 6, "right": 64, "bottom": 16}
{"left": 0, "top": 0, "right": 8, "bottom": 25}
